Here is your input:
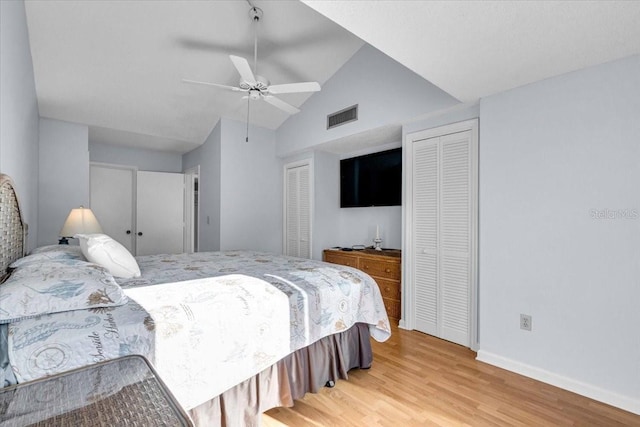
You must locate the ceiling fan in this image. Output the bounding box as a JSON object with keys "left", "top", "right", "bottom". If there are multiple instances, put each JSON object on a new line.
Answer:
{"left": 183, "top": 5, "right": 321, "bottom": 140}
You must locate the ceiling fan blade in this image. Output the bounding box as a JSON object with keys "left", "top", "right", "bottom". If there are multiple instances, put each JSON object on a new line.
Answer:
{"left": 268, "top": 82, "right": 321, "bottom": 95}
{"left": 263, "top": 95, "right": 300, "bottom": 115}
{"left": 182, "top": 79, "right": 243, "bottom": 92}
{"left": 230, "top": 55, "right": 256, "bottom": 86}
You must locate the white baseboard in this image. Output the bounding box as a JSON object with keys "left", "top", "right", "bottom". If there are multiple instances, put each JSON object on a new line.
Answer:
{"left": 476, "top": 350, "right": 640, "bottom": 416}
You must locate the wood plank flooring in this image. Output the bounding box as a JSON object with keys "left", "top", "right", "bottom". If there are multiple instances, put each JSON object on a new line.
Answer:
{"left": 263, "top": 325, "right": 640, "bottom": 426}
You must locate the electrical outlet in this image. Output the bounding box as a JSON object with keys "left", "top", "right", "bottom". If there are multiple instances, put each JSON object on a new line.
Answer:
{"left": 520, "top": 314, "right": 532, "bottom": 331}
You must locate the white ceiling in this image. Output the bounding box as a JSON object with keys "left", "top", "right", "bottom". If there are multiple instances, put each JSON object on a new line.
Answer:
{"left": 25, "top": 1, "right": 640, "bottom": 154}
{"left": 24, "top": 0, "right": 364, "bottom": 153}
{"left": 303, "top": 1, "right": 640, "bottom": 103}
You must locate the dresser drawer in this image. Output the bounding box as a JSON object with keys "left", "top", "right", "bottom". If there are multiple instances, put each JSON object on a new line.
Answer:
{"left": 323, "top": 251, "right": 358, "bottom": 268}
{"left": 358, "top": 258, "right": 400, "bottom": 280}
{"left": 383, "top": 298, "right": 401, "bottom": 319}
{"left": 375, "top": 278, "right": 401, "bottom": 301}
{"left": 323, "top": 249, "right": 402, "bottom": 323}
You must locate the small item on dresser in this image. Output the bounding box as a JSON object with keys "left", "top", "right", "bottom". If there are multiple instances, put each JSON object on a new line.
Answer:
{"left": 373, "top": 225, "right": 383, "bottom": 251}
{"left": 341, "top": 247, "right": 353, "bottom": 251}
{"left": 373, "top": 237, "right": 383, "bottom": 251}
{"left": 352, "top": 245, "right": 366, "bottom": 251}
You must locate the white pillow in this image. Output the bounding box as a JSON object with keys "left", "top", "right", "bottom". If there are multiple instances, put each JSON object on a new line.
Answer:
{"left": 75, "top": 234, "right": 141, "bottom": 279}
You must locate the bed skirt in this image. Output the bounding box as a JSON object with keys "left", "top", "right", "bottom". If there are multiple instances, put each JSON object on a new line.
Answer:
{"left": 188, "top": 323, "right": 372, "bottom": 427}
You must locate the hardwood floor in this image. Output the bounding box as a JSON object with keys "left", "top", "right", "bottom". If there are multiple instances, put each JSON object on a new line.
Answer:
{"left": 263, "top": 325, "right": 639, "bottom": 426}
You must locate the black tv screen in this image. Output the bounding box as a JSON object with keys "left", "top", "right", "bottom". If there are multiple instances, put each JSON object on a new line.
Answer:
{"left": 340, "top": 148, "right": 402, "bottom": 208}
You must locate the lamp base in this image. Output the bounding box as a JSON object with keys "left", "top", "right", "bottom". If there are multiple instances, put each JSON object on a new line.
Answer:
{"left": 58, "top": 237, "right": 69, "bottom": 245}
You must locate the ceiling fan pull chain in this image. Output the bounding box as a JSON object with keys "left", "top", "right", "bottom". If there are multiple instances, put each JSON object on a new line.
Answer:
{"left": 246, "top": 94, "right": 250, "bottom": 142}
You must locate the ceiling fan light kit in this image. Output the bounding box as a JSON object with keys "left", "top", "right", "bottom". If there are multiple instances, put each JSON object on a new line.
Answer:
{"left": 183, "top": 5, "right": 321, "bottom": 141}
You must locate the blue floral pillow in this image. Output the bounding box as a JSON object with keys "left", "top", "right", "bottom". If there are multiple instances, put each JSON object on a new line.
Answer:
{"left": 31, "top": 245, "right": 85, "bottom": 257}
{"left": 10, "top": 247, "right": 85, "bottom": 268}
{"left": 0, "top": 261, "right": 128, "bottom": 324}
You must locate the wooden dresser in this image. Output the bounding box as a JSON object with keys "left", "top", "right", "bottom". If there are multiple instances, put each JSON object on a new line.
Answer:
{"left": 323, "top": 248, "right": 401, "bottom": 321}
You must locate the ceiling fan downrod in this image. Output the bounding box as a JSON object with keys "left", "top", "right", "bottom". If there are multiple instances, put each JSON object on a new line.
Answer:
{"left": 246, "top": 6, "right": 262, "bottom": 142}
{"left": 250, "top": 7, "right": 262, "bottom": 79}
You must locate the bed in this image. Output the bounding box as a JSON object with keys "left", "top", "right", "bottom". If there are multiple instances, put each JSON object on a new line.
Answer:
{"left": 0, "top": 174, "right": 391, "bottom": 426}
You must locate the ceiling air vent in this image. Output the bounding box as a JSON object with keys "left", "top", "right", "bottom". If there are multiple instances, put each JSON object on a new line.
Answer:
{"left": 327, "top": 104, "right": 358, "bottom": 130}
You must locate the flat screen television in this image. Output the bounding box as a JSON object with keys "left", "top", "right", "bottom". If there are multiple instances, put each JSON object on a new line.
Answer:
{"left": 340, "top": 148, "right": 402, "bottom": 208}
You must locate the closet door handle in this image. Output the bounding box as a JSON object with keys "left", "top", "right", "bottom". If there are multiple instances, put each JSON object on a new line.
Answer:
{"left": 126, "top": 230, "right": 131, "bottom": 235}
{"left": 137, "top": 232, "right": 143, "bottom": 236}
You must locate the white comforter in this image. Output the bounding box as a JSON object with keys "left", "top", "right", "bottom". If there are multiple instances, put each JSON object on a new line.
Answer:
{"left": 125, "top": 275, "right": 290, "bottom": 409}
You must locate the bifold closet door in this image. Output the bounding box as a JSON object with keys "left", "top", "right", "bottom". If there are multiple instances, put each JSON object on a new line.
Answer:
{"left": 90, "top": 165, "right": 135, "bottom": 252}
{"left": 136, "top": 171, "right": 185, "bottom": 256}
{"left": 413, "top": 137, "right": 439, "bottom": 338}
{"left": 413, "top": 130, "right": 472, "bottom": 347}
{"left": 284, "top": 162, "right": 311, "bottom": 259}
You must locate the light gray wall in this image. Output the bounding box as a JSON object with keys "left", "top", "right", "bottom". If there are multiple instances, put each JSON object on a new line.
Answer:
{"left": 219, "top": 118, "right": 281, "bottom": 253}
{"left": 38, "top": 118, "right": 89, "bottom": 246}
{"left": 276, "top": 44, "right": 458, "bottom": 256}
{"left": 283, "top": 146, "right": 403, "bottom": 260}
{"left": 311, "top": 150, "right": 340, "bottom": 259}
{"left": 183, "top": 121, "right": 221, "bottom": 252}
{"left": 89, "top": 141, "right": 183, "bottom": 173}
{"left": 276, "top": 44, "right": 459, "bottom": 158}
{"left": 478, "top": 54, "right": 640, "bottom": 411}
{"left": 338, "top": 206, "right": 402, "bottom": 250}
{"left": 0, "top": 0, "right": 40, "bottom": 250}
{"left": 403, "top": 103, "right": 480, "bottom": 135}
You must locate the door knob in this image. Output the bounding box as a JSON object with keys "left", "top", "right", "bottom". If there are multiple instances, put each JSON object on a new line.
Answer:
{"left": 126, "top": 230, "right": 131, "bottom": 235}
{"left": 137, "top": 232, "right": 143, "bottom": 236}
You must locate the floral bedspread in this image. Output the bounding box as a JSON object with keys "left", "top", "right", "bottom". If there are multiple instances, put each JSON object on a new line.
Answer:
{"left": 7, "top": 251, "right": 391, "bottom": 410}
{"left": 8, "top": 274, "right": 290, "bottom": 410}
{"left": 120, "top": 250, "right": 392, "bottom": 347}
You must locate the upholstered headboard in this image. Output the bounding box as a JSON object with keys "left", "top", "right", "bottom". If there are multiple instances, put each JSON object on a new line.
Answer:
{"left": 0, "top": 174, "right": 27, "bottom": 282}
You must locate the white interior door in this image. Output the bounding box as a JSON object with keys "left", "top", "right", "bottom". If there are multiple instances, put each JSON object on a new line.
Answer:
{"left": 183, "top": 166, "right": 199, "bottom": 254}
{"left": 136, "top": 171, "right": 185, "bottom": 256}
{"left": 90, "top": 165, "right": 135, "bottom": 252}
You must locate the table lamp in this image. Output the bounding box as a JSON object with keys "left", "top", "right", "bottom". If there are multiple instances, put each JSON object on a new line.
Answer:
{"left": 59, "top": 206, "right": 103, "bottom": 244}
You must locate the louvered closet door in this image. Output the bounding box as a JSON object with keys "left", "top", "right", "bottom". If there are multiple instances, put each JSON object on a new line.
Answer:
{"left": 413, "top": 137, "right": 439, "bottom": 336}
{"left": 439, "top": 131, "right": 471, "bottom": 345}
{"left": 413, "top": 130, "right": 472, "bottom": 347}
{"left": 284, "top": 163, "right": 311, "bottom": 258}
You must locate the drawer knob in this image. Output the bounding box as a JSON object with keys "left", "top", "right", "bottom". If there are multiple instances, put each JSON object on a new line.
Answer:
{"left": 385, "top": 287, "right": 390, "bottom": 292}
{"left": 364, "top": 265, "right": 369, "bottom": 269}
{"left": 385, "top": 268, "right": 391, "bottom": 273}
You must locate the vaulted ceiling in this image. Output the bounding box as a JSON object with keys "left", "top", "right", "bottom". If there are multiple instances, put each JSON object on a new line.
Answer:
{"left": 304, "top": 1, "right": 640, "bottom": 103}
{"left": 25, "top": 1, "right": 640, "bottom": 153}
{"left": 25, "top": 0, "right": 363, "bottom": 152}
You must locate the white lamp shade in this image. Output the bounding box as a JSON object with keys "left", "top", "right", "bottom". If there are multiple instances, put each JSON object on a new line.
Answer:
{"left": 59, "top": 207, "right": 103, "bottom": 237}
